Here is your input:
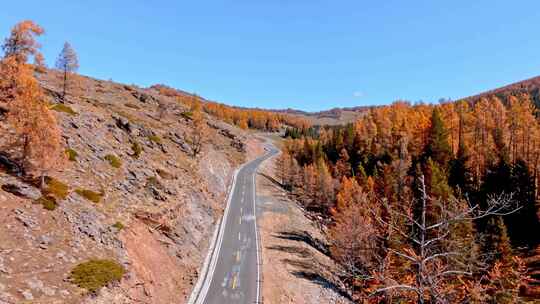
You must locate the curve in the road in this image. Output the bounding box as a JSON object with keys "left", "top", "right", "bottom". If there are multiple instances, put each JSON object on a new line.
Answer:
{"left": 189, "top": 144, "right": 278, "bottom": 304}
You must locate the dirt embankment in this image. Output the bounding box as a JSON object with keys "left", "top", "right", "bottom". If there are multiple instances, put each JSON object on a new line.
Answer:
{"left": 256, "top": 150, "right": 351, "bottom": 304}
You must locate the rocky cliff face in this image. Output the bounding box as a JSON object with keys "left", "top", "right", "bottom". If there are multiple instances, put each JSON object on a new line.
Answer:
{"left": 0, "top": 70, "right": 256, "bottom": 303}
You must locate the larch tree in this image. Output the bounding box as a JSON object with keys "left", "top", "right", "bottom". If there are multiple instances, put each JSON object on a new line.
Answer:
{"left": 188, "top": 95, "right": 207, "bottom": 157}
{"left": 2, "top": 21, "right": 64, "bottom": 186}
{"left": 1, "top": 20, "right": 44, "bottom": 105}
{"left": 55, "top": 42, "right": 79, "bottom": 102}
{"left": 2, "top": 20, "right": 44, "bottom": 64}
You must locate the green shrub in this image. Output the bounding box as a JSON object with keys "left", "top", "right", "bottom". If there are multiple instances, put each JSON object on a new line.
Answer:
{"left": 51, "top": 104, "right": 78, "bottom": 116}
{"left": 146, "top": 176, "right": 161, "bottom": 186}
{"left": 104, "top": 154, "right": 122, "bottom": 168}
{"left": 43, "top": 177, "right": 69, "bottom": 200}
{"left": 75, "top": 189, "right": 104, "bottom": 203}
{"left": 180, "top": 111, "right": 193, "bottom": 119}
{"left": 70, "top": 259, "right": 125, "bottom": 293}
{"left": 131, "top": 141, "right": 143, "bottom": 159}
{"left": 34, "top": 196, "right": 57, "bottom": 211}
{"left": 148, "top": 135, "right": 162, "bottom": 144}
{"left": 112, "top": 221, "right": 124, "bottom": 230}
{"left": 65, "top": 148, "right": 78, "bottom": 161}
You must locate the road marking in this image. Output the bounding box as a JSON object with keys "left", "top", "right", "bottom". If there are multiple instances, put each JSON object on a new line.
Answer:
{"left": 238, "top": 232, "right": 241, "bottom": 241}
{"left": 239, "top": 216, "right": 242, "bottom": 224}
{"left": 240, "top": 207, "right": 243, "bottom": 214}
{"left": 236, "top": 250, "right": 241, "bottom": 262}
{"left": 231, "top": 274, "right": 238, "bottom": 290}
{"left": 189, "top": 142, "right": 277, "bottom": 304}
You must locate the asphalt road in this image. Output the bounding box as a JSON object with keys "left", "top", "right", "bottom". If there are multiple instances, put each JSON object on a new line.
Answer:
{"left": 194, "top": 144, "right": 279, "bottom": 304}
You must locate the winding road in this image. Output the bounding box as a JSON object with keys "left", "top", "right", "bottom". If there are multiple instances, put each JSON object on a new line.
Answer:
{"left": 190, "top": 143, "right": 279, "bottom": 304}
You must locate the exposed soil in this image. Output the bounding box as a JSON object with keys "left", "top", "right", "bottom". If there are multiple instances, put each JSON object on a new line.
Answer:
{"left": 256, "top": 150, "right": 351, "bottom": 304}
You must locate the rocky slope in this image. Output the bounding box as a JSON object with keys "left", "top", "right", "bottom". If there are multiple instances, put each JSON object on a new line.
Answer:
{"left": 0, "top": 70, "right": 261, "bottom": 303}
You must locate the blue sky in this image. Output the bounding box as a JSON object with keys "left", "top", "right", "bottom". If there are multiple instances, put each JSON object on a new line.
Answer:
{"left": 2, "top": 1, "right": 540, "bottom": 111}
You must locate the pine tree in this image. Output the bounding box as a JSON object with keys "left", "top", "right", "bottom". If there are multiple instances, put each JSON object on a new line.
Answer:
{"left": 448, "top": 132, "right": 474, "bottom": 196}
{"left": 505, "top": 159, "right": 540, "bottom": 248}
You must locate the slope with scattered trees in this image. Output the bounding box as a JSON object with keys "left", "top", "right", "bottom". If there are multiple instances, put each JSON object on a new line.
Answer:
{"left": 0, "top": 20, "right": 264, "bottom": 304}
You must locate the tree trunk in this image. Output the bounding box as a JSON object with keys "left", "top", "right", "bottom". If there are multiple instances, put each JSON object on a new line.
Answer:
{"left": 62, "top": 68, "right": 67, "bottom": 103}
{"left": 40, "top": 172, "right": 45, "bottom": 190}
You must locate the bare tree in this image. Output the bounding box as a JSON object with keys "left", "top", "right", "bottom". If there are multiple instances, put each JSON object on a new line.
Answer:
{"left": 367, "top": 175, "right": 521, "bottom": 303}
{"left": 187, "top": 95, "right": 207, "bottom": 157}
{"left": 156, "top": 100, "right": 168, "bottom": 119}
{"left": 55, "top": 42, "right": 79, "bottom": 102}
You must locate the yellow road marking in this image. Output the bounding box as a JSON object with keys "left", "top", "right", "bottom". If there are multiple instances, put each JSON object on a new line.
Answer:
{"left": 231, "top": 274, "right": 238, "bottom": 290}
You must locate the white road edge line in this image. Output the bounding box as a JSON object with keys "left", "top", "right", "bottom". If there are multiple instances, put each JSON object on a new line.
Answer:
{"left": 188, "top": 161, "right": 246, "bottom": 304}
{"left": 253, "top": 159, "right": 261, "bottom": 304}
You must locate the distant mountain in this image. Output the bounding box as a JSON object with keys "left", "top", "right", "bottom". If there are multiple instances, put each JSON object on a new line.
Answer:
{"left": 273, "top": 106, "right": 374, "bottom": 126}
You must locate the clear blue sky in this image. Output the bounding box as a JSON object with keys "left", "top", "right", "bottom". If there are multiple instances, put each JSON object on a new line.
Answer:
{"left": 2, "top": 1, "right": 540, "bottom": 111}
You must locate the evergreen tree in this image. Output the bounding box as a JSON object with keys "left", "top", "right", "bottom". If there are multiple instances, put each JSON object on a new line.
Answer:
{"left": 424, "top": 108, "right": 452, "bottom": 167}
{"left": 505, "top": 159, "right": 540, "bottom": 248}
{"left": 448, "top": 141, "right": 474, "bottom": 195}
{"left": 481, "top": 217, "right": 513, "bottom": 266}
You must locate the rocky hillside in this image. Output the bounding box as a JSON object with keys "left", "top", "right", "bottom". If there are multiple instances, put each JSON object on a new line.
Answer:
{"left": 0, "top": 70, "right": 263, "bottom": 303}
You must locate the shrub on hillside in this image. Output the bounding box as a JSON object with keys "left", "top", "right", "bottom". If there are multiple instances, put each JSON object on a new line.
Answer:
{"left": 34, "top": 196, "right": 57, "bottom": 211}
{"left": 75, "top": 188, "right": 103, "bottom": 203}
{"left": 112, "top": 221, "right": 124, "bottom": 230}
{"left": 50, "top": 103, "right": 78, "bottom": 116}
{"left": 148, "top": 135, "right": 162, "bottom": 144}
{"left": 70, "top": 259, "right": 125, "bottom": 293}
{"left": 131, "top": 141, "right": 143, "bottom": 159}
{"left": 65, "top": 148, "right": 78, "bottom": 161}
{"left": 43, "top": 177, "right": 69, "bottom": 200}
{"left": 104, "top": 154, "right": 122, "bottom": 168}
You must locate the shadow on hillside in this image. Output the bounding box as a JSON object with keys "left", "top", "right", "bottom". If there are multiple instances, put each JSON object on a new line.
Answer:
{"left": 267, "top": 230, "right": 352, "bottom": 301}
{"left": 258, "top": 171, "right": 284, "bottom": 189}
{"left": 274, "top": 230, "right": 330, "bottom": 256}
{"left": 267, "top": 244, "right": 312, "bottom": 259}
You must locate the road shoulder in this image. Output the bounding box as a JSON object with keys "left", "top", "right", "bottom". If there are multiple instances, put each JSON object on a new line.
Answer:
{"left": 256, "top": 154, "right": 351, "bottom": 304}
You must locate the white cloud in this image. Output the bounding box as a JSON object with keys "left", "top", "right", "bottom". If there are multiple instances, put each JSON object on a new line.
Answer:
{"left": 353, "top": 91, "right": 364, "bottom": 98}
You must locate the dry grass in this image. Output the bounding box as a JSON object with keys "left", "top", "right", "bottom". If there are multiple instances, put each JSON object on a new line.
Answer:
{"left": 75, "top": 188, "right": 104, "bottom": 203}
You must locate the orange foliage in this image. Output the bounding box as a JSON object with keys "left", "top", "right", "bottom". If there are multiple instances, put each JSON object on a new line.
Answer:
{"left": 1, "top": 21, "right": 64, "bottom": 184}
{"left": 150, "top": 84, "right": 310, "bottom": 131}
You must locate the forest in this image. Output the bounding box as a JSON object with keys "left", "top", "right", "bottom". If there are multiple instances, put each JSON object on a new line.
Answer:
{"left": 151, "top": 84, "right": 310, "bottom": 131}
{"left": 278, "top": 95, "right": 540, "bottom": 303}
